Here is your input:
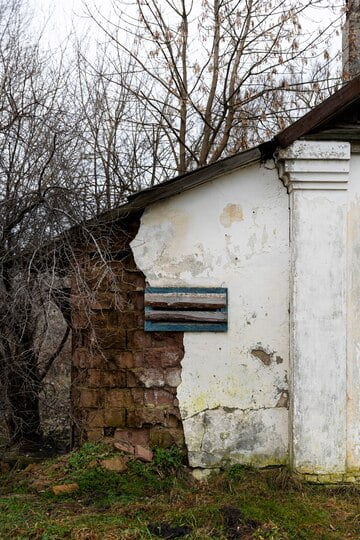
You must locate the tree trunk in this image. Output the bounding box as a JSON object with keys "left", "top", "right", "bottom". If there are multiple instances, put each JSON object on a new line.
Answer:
{"left": 5, "top": 346, "right": 43, "bottom": 449}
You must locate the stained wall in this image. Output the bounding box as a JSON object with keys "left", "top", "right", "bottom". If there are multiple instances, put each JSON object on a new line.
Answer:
{"left": 131, "top": 162, "right": 290, "bottom": 468}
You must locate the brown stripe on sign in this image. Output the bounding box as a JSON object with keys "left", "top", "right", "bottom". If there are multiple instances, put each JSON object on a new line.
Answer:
{"left": 145, "top": 310, "right": 227, "bottom": 323}
{"left": 144, "top": 292, "right": 226, "bottom": 310}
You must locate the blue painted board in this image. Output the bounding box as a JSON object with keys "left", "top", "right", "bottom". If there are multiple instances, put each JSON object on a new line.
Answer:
{"left": 144, "top": 287, "right": 228, "bottom": 332}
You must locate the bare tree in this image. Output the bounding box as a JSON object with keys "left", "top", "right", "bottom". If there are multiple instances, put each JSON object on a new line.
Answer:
{"left": 0, "top": 0, "right": 82, "bottom": 450}
{"left": 84, "top": 0, "right": 342, "bottom": 178}
{"left": 72, "top": 42, "right": 173, "bottom": 214}
{"left": 0, "top": 0, "right": 345, "bottom": 452}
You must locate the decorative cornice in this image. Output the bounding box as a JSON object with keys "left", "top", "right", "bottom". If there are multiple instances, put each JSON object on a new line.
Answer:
{"left": 277, "top": 141, "right": 350, "bottom": 192}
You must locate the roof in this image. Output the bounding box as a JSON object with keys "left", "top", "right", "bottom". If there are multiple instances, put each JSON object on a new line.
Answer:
{"left": 93, "top": 75, "right": 360, "bottom": 226}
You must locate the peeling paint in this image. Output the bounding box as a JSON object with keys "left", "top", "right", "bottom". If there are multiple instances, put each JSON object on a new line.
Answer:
{"left": 251, "top": 348, "right": 272, "bottom": 366}
{"left": 276, "top": 390, "right": 289, "bottom": 408}
{"left": 220, "top": 203, "right": 243, "bottom": 227}
{"left": 131, "top": 162, "right": 290, "bottom": 468}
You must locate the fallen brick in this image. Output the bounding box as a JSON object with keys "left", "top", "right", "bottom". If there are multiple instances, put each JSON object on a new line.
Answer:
{"left": 134, "top": 445, "right": 153, "bottom": 462}
{"left": 101, "top": 456, "right": 128, "bottom": 472}
{"left": 52, "top": 483, "right": 79, "bottom": 495}
{"left": 114, "top": 440, "right": 135, "bottom": 455}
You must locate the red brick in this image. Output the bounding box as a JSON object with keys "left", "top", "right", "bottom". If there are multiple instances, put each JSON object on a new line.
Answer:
{"left": 100, "top": 370, "right": 127, "bottom": 388}
{"left": 104, "top": 409, "right": 126, "bottom": 427}
{"left": 101, "top": 456, "right": 127, "bottom": 472}
{"left": 144, "top": 389, "right": 174, "bottom": 407}
{"left": 114, "top": 441, "right": 135, "bottom": 455}
{"left": 154, "top": 389, "right": 176, "bottom": 406}
{"left": 144, "top": 349, "right": 162, "bottom": 368}
{"left": 79, "top": 389, "right": 102, "bottom": 408}
{"left": 112, "top": 352, "right": 134, "bottom": 369}
{"left": 87, "top": 410, "right": 105, "bottom": 427}
{"left": 126, "top": 408, "right": 165, "bottom": 428}
{"left": 133, "top": 292, "right": 145, "bottom": 311}
{"left": 165, "top": 406, "right": 182, "bottom": 419}
{"left": 73, "top": 348, "right": 87, "bottom": 368}
{"left": 127, "top": 330, "right": 152, "bottom": 349}
{"left": 105, "top": 389, "right": 133, "bottom": 408}
{"left": 126, "top": 370, "right": 144, "bottom": 388}
{"left": 118, "top": 311, "right": 138, "bottom": 330}
{"left": 86, "top": 429, "right": 103, "bottom": 442}
{"left": 134, "top": 445, "right": 153, "bottom": 462}
{"left": 127, "top": 368, "right": 166, "bottom": 388}
{"left": 144, "top": 389, "right": 156, "bottom": 405}
{"left": 150, "top": 332, "right": 184, "bottom": 348}
{"left": 131, "top": 388, "right": 145, "bottom": 405}
{"left": 87, "top": 369, "right": 102, "bottom": 387}
{"left": 165, "top": 414, "right": 181, "bottom": 428}
{"left": 133, "top": 351, "right": 144, "bottom": 367}
{"left": 103, "top": 311, "right": 117, "bottom": 328}
{"left": 92, "top": 312, "right": 107, "bottom": 328}
{"left": 90, "top": 293, "right": 115, "bottom": 310}
{"left": 72, "top": 368, "right": 87, "bottom": 386}
{"left": 94, "top": 328, "right": 127, "bottom": 349}
{"left": 72, "top": 220, "right": 186, "bottom": 450}
{"left": 145, "top": 348, "right": 184, "bottom": 369}
{"left": 114, "top": 428, "right": 150, "bottom": 447}
{"left": 123, "top": 272, "right": 144, "bottom": 288}
{"left": 73, "top": 347, "right": 106, "bottom": 369}
{"left": 161, "top": 348, "right": 184, "bottom": 367}
{"left": 72, "top": 309, "right": 89, "bottom": 329}
{"left": 149, "top": 427, "right": 184, "bottom": 448}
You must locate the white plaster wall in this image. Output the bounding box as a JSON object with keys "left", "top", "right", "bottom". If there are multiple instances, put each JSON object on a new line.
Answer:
{"left": 278, "top": 140, "right": 351, "bottom": 476}
{"left": 290, "top": 189, "right": 348, "bottom": 474}
{"left": 347, "top": 152, "right": 360, "bottom": 472}
{"left": 131, "top": 162, "right": 290, "bottom": 468}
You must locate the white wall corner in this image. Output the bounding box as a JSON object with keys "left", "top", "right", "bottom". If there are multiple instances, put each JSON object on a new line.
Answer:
{"left": 276, "top": 140, "right": 350, "bottom": 192}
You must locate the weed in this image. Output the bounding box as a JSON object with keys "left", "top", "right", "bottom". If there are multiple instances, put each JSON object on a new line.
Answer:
{"left": 253, "top": 522, "right": 289, "bottom": 540}
{"left": 152, "top": 446, "right": 185, "bottom": 473}
{"left": 66, "top": 442, "right": 110, "bottom": 471}
{"left": 0, "top": 446, "right": 359, "bottom": 540}
{"left": 266, "top": 467, "right": 304, "bottom": 492}
{"left": 226, "top": 463, "right": 253, "bottom": 480}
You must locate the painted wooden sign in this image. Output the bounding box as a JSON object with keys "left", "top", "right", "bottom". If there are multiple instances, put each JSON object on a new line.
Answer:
{"left": 144, "top": 287, "right": 228, "bottom": 332}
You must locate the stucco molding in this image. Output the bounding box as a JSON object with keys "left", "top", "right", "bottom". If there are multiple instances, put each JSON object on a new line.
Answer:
{"left": 277, "top": 140, "right": 351, "bottom": 192}
{"left": 285, "top": 140, "right": 349, "bottom": 475}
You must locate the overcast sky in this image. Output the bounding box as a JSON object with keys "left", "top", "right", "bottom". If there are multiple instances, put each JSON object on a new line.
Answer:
{"left": 30, "top": 0, "right": 343, "bottom": 69}
{"left": 30, "top": 0, "right": 112, "bottom": 49}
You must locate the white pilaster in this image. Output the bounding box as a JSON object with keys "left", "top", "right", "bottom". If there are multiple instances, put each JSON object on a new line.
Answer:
{"left": 278, "top": 141, "right": 350, "bottom": 475}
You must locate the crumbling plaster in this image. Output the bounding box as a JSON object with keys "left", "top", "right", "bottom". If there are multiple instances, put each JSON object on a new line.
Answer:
{"left": 131, "top": 162, "right": 290, "bottom": 468}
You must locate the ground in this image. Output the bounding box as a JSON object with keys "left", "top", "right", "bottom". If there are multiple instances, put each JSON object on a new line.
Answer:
{"left": 0, "top": 443, "right": 359, "bottom": 539}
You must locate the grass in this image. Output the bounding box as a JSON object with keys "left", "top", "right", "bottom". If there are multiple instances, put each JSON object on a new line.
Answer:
{"left": 0, "top": 443, "right": 359, "bottom": 539}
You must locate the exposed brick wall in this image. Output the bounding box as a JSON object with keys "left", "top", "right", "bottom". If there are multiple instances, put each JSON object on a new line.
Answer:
{"left": 71, "top": 215, "right": 185, "bottom": 448}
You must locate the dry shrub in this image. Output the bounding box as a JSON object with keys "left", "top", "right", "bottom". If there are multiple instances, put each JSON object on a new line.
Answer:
{"left": 266, "top": 467, "right": 304, "bottom": 492}
{"left": 71, "top": 528, "right": 99, "bottom": 540}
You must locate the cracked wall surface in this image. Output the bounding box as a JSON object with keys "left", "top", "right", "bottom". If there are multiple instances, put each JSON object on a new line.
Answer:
{"left": 131, "top": 162, "right": 290, "bottom": 468}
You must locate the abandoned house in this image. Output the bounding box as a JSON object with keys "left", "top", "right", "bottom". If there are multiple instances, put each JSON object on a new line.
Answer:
{"left": 62, "top": 72, "right": 360, "bottom": 484}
